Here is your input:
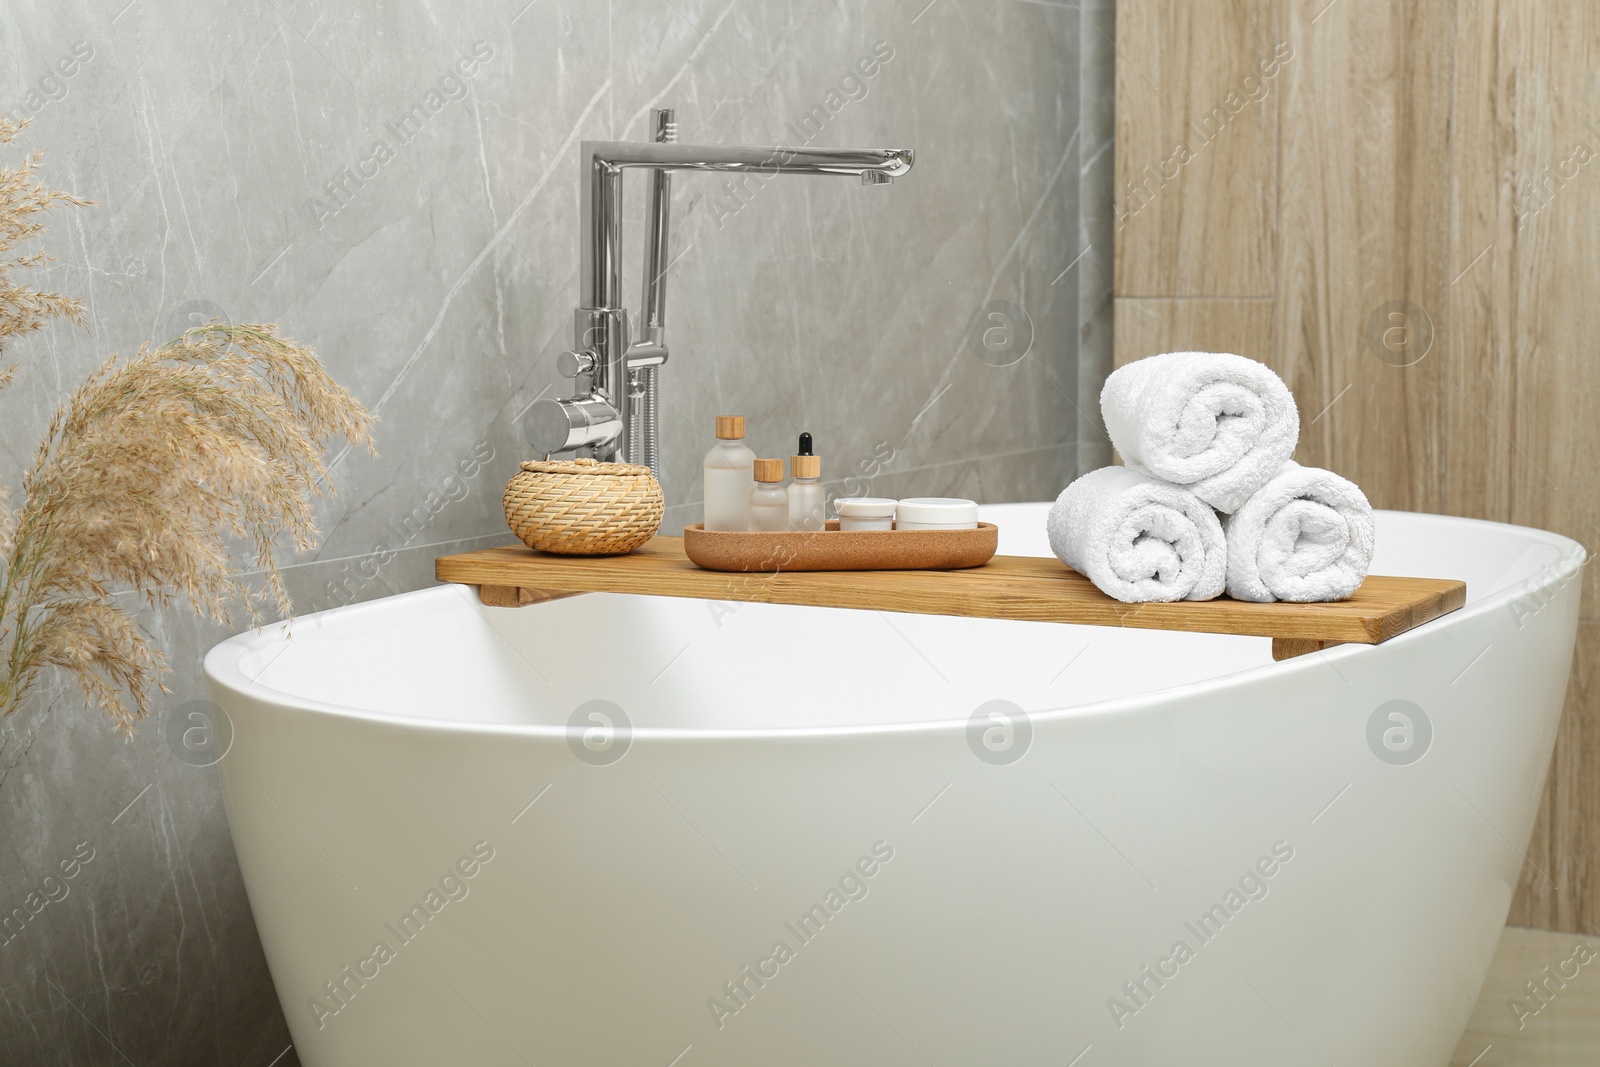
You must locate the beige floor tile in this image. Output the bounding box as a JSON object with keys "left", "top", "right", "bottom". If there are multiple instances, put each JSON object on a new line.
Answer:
{"left": 1451, "top": 926, "right": 1600, "bottom": 1066}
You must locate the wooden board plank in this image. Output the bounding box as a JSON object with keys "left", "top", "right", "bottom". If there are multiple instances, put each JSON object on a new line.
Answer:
{"left": 1271, "top": 637, "right": 1342, "bottom": 661}
{"left": 477, "top": 585, "right": 582, "bottom": 608}
{"left": 436, "top": 539, "right": 1464, "bottom": 646}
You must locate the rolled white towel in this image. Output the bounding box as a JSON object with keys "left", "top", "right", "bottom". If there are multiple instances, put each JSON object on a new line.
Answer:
{"left": 1047, "top": 466, "right": 1226, "bottom": 603}
{"left": 1225, "top": 462, "right": 1375, "bottom": 602}
{"left": 1101, "top": 352, "right": 1300, "bottom": 513}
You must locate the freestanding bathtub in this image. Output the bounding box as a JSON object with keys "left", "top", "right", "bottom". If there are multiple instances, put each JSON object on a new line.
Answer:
{"left": 205, "top": 503, "right": 1583, "bottom": 1067}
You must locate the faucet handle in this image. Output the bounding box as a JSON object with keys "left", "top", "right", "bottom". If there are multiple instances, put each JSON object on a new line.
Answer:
{"left": 555, "top": 349, "right": 597, "bottom": 379}
{"left": 525, "top": 394, "right": 621, "bottom": 456}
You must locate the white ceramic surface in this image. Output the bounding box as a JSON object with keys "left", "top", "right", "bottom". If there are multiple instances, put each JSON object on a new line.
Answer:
{"left": 205, "top": 503, "right": 1584, "bottom": 1067}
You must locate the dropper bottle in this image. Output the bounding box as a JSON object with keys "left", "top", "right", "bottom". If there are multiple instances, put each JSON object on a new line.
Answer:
{"left": 787, "top": 432, "right": 824, "bottom": 532}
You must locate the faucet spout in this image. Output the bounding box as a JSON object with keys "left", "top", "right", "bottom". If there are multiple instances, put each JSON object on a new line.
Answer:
{"left": 579, "top": 141, "right": 914, "bottom": 310}
{"left": 524, "top": 126, "right": 914, "bottom": 464}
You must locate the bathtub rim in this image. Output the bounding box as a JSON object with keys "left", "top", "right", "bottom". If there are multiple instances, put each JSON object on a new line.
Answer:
{"left": 203, "top": 508, "right": 1585, "bottom": 742}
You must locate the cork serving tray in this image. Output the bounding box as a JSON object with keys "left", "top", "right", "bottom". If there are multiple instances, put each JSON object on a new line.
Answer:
{"left": 681, "top": 520, "right": 998, "bottom": 572}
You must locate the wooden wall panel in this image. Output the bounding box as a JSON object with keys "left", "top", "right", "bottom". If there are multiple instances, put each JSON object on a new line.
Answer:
{"left": 1509, "top": 623, "right": 1600, "bottom": 934}
{"left": 1273, "top": 0, "right": 1455, "bottom": 512}
{"left": 1448, "top": 1, "right": 1600, "bottom": 934}
{"left": 1114, "top": 1, "right": 1280, "bottom": 297}
{"left": 1113, "top": 297, "right": 1275, "bottom": 366}
{"left": 1448, "top": 0, "right": 1600, "bottom": 607}
{"left": 1116, "top": 0, "right": 1600, "bottom": 937}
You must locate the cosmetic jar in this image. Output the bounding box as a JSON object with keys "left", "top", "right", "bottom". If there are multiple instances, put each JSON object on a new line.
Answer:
{"left": 895, "top": 497, "right": 979, "bottom": 531}
{"left": 833, "top": 497, "right": 898, "bottom": 531}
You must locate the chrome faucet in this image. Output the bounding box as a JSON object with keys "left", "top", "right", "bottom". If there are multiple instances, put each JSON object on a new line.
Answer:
{"left": 525, "top": 111, "right": 914, "bottom": 473}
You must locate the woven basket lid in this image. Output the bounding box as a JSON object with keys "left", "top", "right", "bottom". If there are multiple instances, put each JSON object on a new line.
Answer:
{"left": 519, "top": 457, "right": 654, "bottom": 478}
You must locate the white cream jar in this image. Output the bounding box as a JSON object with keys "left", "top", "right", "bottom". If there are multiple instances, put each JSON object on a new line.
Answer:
{"left": 895, "top": 497, "right": 979, "bottom": 530}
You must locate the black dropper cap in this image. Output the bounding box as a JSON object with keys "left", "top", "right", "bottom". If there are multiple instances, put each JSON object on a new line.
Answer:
{"left": 791, "top": 431, "right": 820, "bottom": 480}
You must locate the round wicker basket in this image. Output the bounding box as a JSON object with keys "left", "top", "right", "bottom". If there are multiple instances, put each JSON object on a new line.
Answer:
{"left": 503, "top": 458, "right": 664, "bottom": 556}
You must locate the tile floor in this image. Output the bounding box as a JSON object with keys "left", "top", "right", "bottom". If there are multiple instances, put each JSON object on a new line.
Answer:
{"left": 1451, "top": 926, "right": 1600, "bottom": 1065}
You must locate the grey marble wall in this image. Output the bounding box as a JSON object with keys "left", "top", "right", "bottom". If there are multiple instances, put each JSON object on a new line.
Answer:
{"left": 0, "top": 1, "right": 1110, "bottom": 1063}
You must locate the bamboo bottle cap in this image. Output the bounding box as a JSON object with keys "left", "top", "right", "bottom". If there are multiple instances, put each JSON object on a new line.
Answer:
{"left": 715, "top": 416, "right": 746, "bottom": 440}
{"left": 753, "top": 458, "right": 784, "bottom": 482}
{"left": 790, "top": 454, "right": 821, "bottom": 479}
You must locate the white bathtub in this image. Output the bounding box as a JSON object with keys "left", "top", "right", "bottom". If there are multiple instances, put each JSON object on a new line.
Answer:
{"left": 205, "top": 503, "right": 1583, "bottom": 1067}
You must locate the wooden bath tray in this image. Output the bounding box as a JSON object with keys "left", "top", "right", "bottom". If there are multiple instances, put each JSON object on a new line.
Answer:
{"left": 682, "top": 521, "right": 998, "bottom": 572}
{"left": 435, "top": 539, "right": 1466, "bottom": 660}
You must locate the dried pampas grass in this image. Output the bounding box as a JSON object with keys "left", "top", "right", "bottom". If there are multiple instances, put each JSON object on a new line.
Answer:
{"left": 0, "top": 116, "right": 85, "bottom": 353}
{"left": 0, "top": 118, "right": 376, "bottom": 731}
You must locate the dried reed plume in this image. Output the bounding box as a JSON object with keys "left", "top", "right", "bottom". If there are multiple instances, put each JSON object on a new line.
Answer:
{"left": 0, "top": 116, "right": 85, "bottom": 354}
{"left": 0, "top": 118, "right": 376, "bottom": 731}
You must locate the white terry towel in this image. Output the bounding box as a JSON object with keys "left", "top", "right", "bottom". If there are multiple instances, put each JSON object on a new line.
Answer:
{"left": 1225, "top": 462, "right": 1375, "bottom": 602}
{"left": 1101, "top": 352, "right": 1300, "bottom": 513}
{"left": 1047, "top": 466, "right": 1227, "bottom": 603}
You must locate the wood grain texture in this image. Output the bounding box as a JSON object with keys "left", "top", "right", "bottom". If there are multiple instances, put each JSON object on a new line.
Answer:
{"left": 1113, "top": 297, "right": 1276, "bottom": 366}
{"left": 476, "top": 585, "right": 580, "bottom": 607}
{"left": 1449, "top": 925, "right": 1600, "bottom": 1065}
{"left": 437, "top": 539, "right": 1464, "bottom": 645}
{"left": 1448, "top": 0, "right": 1600, "bottom": 607}
{"left": 1510, "top": 622, "right": 1600, "bottom": 936}
{"left": 1271, "top": 637, "right": 1342, "bottom": 660}
{"left": 1447, "top": 4, "right": 1600, "bottom": 935}
{"left": 1273, "top": 0, "right": 1455, "bottom": 513}
{"left": 1114, "top": 0, "right": 1281, "bottom": 296}
{"left": 1116, "top": 0, "right": 1600, "bottom": 935}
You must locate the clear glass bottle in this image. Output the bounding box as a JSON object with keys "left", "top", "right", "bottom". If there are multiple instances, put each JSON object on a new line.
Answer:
{"left": 787, "top": 431, "right": 824, "bottom": 531}
{"left": 748, "top": 459, "right": 789, "bottom": 531}
{"left": 703, "top": 415, "right": 756, "bottom": 531}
